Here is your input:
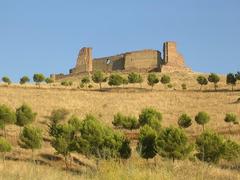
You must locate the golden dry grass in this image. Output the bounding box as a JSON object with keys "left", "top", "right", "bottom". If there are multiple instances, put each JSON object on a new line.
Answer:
{"left": 0, "top": 71, "right": 239, "bottom": 179}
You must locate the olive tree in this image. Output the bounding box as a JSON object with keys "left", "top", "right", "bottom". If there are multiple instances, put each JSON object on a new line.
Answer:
{"left": 33, "top": 73, "right": 45, "bottom": 87}
{"left": 136, "top": 125, "right": 157, "bottom": 160}
{"left": 0, "top": 105, "right": 16, "bottom": 137}
{"left": 195, "top": 112, "right": 210, "bottom": 131}
{"left": 226, "top": 73, "right": 237, "bottom": 91}
{"left": 147, "top": 73, "right": 159, "bottom": 91}
{"left": 208, "top": 73, "right": 220, "bottom": 91}
{"left": 196, "top": 75, "right": 208, "bottom": 90}
{"left": 20, "top": 76, "right": 30, "bottom": 85}
{"left": 2, "top": 77, "right": 11, "bottom": 85}
{"left": 92, "top": 71, "right": 108, "bottom": 90}
{"left": 178, "top": 114, "right": 192, "bottom": 129}
{"left": 156, "top": 126, "right": 193, "bottom": 162}
{"left": 0, "top": 138, "right": 11, "bottom": 162}
{"left": 112, "top": 113, "right": 139, "bottom": 130}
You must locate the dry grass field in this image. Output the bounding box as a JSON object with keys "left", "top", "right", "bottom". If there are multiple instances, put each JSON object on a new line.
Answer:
{"left": 0, "top": 71, "right": 239, "bottom": 179}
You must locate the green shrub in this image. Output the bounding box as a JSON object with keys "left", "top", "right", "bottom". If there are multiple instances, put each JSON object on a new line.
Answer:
{"left": 61, "top": 81, "right": 73, "bottom": 86}
{"left": 0, "top": 105, "right": 16, "bottom": 137}
{"left": 0, "top": 137, "right": 11, "bottom": 161}
{"left": 112, "top": 113, "right": 125, "bottom": 127}
{"left": 224, "top": 113, "right": 237, "bottom": 133}
{"left": 147, "top": 73, "right": 159, "bottom": 90}
{"left": 178, "top": 114, "right": 192, "bottom": 128}
{"left": 181, "top": 83, "right": 187, "bottom": 90}
{"left": 156, "top": 126, "right": 193, "bottom": 162}
{"left": 108, "top": 74, "right": 123, "bottom": 87}
{"left": 81, "top": 76, "right": 90, "bottom": 87}
{"left": 136, "top": 125, "right": 157, "bottom": 160}
{"left": 222, "top": 139, "right": 240, "bottom": 161}
{"left": 226, "top": 73, "right": 237, "bottom": 91}
{"left": 16, "top": 104, "right": 37, "bottom": 127}
{"left": 45, "top": 77, "right": 54, "bottom": 84}
{"left": 160, "top": 75, "right": 171, "bottom": 85}
{"left": 167, "top": 84, "right": 173, "bottom": 89}
{"left": 2, "top": 76, "right": 11, "bottom": 85}
{"left": 112, "top": 113, "right": 139, "bottom": 130}
{"left": 196, "top": 75, "right": 208, "bottom": 90}
{"left": 20, "top": 76, "right": 30, "bottom": 85}
{"left": 195, "top": 112, "right": 210, "bottom": 131}
{"left": 208, "top": 73, "right": 220, "bottom": 91}
{"left": 88, "top": 84, "right": 93, "bottom": 88}
{"left": 128, "top": 72, "right": 143, "bottom": 87}
{"left": 92, "top": 71, "right": 108, "bottom": 90}
{"left": 195, "top": 131, "right": 224, "bottom": 163}
{"left": 33, "top": 74, "right": 45, "bottom": 86}
{"left": 138, "top": 107, "right": 162, "bottom": 130}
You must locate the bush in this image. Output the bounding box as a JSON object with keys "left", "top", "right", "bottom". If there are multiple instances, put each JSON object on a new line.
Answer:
{"left": 0, "top": 137, "right": 11, "bottom": 161}
{"left": 108, "top": 74, "right": 123, "bottom": 87}
{"left": 92, "top": 71, "right": 108, "bottom": 90}
{"left": 112, "top": 113, "right": 139, "bottom": 130}
{"left": 88, "top": 84, "right": 93, "bottom": 88}
{"left": 119, "top": 138, "right": 131, "bottom": 160}
{"left": 222, "top": 139, "right": 240, "bottom": 161}
{"left": 195, "top": 131, "right": 224, "bottom": 163}
{"left": 167, "top": 84, "right": 173, "bottom": 89}
{"left": 226, "top": 73, "right": 237, "bottom": 91}
{"left": 61, "top": 81, "right": 73, "bottom": 86}
{"left": 128, "top": 72, "right": 143, "bottom": 87}
{"left": 16, "top": 104, "right": 37, "bottom": 127}
{"left": 181, "top": 83, "right": 187, "bottom": 90}
{"left": 178, "top": 114, "right": 192, "bottom": 128}
{"left": 224, "top": 113, "right": 237, "bottom": 133}
{"left": 2, "top": 76, "right": 11, "bottom": 85}
{"left": 196, "top": 75, "right": 208, "bottom": 90}
{"left": 45, "top": 77, "right": 54, "bottom": 84}
{"left": 0, "top": 105, "right": 16, "bottom": 137}
{"left": 33, "top": 74, "right": 45, "bottom": 86}
{"left": 20, "top": 76, "right": 30, "bottom": 85}
{"left": 147, "top": 73, "right": 159, "bottom": 90}
{"left": 138, "top": 107, "right": 162, "bottom": 130}
{"left": 160, "top": 75, "right": 171, "bottom": 85}
{"left": 136, "top": 125, "right": 157, "bottom": 160}
{"left": 235, "top": 72, "right": 240, "bottom": 81}
{"left": 195, "top": 112, "right": 210, "bottom": 131}
{"left": 81, "top": 76, "right": 90, "bottom": 87}
{"left": 156, "top": 126, "right": 193, "bottom": 162}
{"left": 208, "top": 73, "right": 220, "bottom": 91}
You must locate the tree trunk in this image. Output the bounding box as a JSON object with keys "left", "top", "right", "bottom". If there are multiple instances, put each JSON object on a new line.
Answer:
{"left": 99, "top": 83, "right": 102, "bottom": 90}
{"left": 202, "top": 124, "right": 205, "bottom": 132}
{"left": 64, "top": 156, "right": 69, "bottom": 170}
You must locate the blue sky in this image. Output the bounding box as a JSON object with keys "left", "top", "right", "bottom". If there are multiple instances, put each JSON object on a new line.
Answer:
{"left": 0, "top": 0, "right": 240, "bottom": 82}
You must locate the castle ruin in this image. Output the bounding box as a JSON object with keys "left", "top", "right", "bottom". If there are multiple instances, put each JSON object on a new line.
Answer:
{"left": 53, "top": 41, "right": 190, "bottom": 79}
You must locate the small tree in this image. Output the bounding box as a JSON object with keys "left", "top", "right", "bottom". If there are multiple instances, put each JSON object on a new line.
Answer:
{"left": 195, "top": 112, "right": 210, "bottom": 131}
{"left": 195, "top": 131, "right": 224, "bottom": 163}
{"left": 136, "top": 125, "right": 157, "bottom": 160}
{"left": 19, "top": 126, "right": 43, "bottom": 162}
{"left": 196, "top": 75, "right": 208, "bottom": 90}
{"left": 16, "top": 104, "right": 37, "bottom": 129}
{"left": 222, "top": 139, "right": 240, "bottom": 161}
{"left": 81, "top": 76, "right": 90, "bottom": 88}
{"left": 156, "top": 126, "right": 193, "bottom": 162}
{"left": 128, "top": 72, "right": 143, "bottom": 87}
{"left": 235, "top": 72, "right": 240, "bottom": 82}
{"left": 0, "top": 105, "right": 16, "bottom": 137}
{"left": 160, "top": 75, "right": 171, "bottom": 86}
{"left": 147, "top": 73, "right": 159, "bottom": 91}
{"left": 92, "top": 71, "right": 107, "bottom": 90}
{"left": 33, "top": 74, "right": 45, "bottom": 87}
{"left": 108, "top": 74, "right": 123, "bottom": 87}
{"left": 20, "top": 76, "right": 30, "bottom": 85}
{"left": 0, "top": 138, "right": 11, "bottom": 162}
{"left": 226, "top": 73, "right": 237, "bottom": 91}
{"left": 224, "top": 113, "right": 237, "bottom": 134}
{"left": 208, "top": 73, "right": 220, "bottom": 91}
{"left": 178, "top": 114, "right": 192, "bottom": 129}
{"left": 45, "top": 77, "right": 54, "bottom": 84}
{"left": 2, "top": 77, "right": 11, "bottom": 85}
{"left": 138, "top": 107, "right": 162, "bottom": 130}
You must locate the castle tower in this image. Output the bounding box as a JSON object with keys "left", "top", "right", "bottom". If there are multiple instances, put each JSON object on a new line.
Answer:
{"left": 163, "top": 42, "right": 185, "bottom": 67}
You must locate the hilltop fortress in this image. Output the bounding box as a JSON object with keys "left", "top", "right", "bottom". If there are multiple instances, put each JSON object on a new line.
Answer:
{"left": 53, "top": 41, "right": 190, "bottom": 79}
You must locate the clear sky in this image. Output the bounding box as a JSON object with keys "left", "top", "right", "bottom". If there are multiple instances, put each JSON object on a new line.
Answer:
{"left": 1, "top": 0, "right": 240, "bottom": 82}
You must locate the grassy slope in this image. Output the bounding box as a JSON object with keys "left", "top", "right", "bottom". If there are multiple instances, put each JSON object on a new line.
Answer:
{"left": 0, "top": 71, "right": 239, "bottom": 179}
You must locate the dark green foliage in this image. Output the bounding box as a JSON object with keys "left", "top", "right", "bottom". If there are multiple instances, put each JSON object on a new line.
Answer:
{"left": 178, "top": 114, "right": 192, "bottom": 128}
{"left": 20, "top": 76, "right": 30, "bottom": 85}
{"left": 20, "top": 126, "right": 43, "bottom": 150}
{"left": 195, "top": 112, "right": 210, "bottom": 131}
{"left": 81, "top": 76, "right": 90, "bottom": 87}
{"left": 235, "top": 72, "right": 240, "bottom": 81}
{"left": 119, "top": 138, "right": 131, "bottom": 159}
{"left": 122, "top": 77, "right": 128, "bottom": 87}
{"left": 0, "top": 137, "right": 11, "bottom": 161}
{"left": 208, "top": 73, "right": 220, "bottom": 91}
{"left": 2, "top": 76, "right": 11, "bottom": 85}
{"left": 181, "top": 83, "right": 187, "bottom": 90}
{"left": 108, "top": 74, "right": 123, "bottom": 87}
{"left": 0, "top": 105, "right": 16, "bottom": 137}
{"left": 195, "top": 131, "right": 224, "bottom": 163}
{"left": 156, "top": 126, "right": 193, "bottom": 162}
{"left": 138, "top": 107, "right": 162, "bottom": 130}
{"left": 222, "top": 139, "right": 240, "bottom": 161}
{"left": 147, "top": 73, "right": 159, "bottom": 90}
{"left": 136, "top": 125, "right": 157, "bottom": 160}
{"left": 61, "top": 81, "right": 73, "bottom": 86}
{"left": 226, "top": 73, "right": 237, "bottom": 91}
{"left": 167, "top": 84, "right": 173, "bottom": 89}
{"left": 224, "top": 113, "right": 238, "bottom": 133}
{"left": 88, "top": 84, "right": 93, "bottom": 88}
{"left": 160, "top": 75, "right": 171, "bottom": 85}
{"left": 16, "top": 104, "right": 37, "bottom": 127}
{"left": 92, "top": 71, "right": 108, "bottom": 90}
{"left": 45, "top": 77, "right": 54, "bottom": 84}
{"left": 33, "top": 74, "right": 45, "bottom": 85}
{"left": 128, "top": 72, "right": 143, "bottom": 87}
{"left": 112, "top": 113, "right": 139, "bottom": 130}
{"left": 196, "top": 75, "right": 208, "bottom": 90}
